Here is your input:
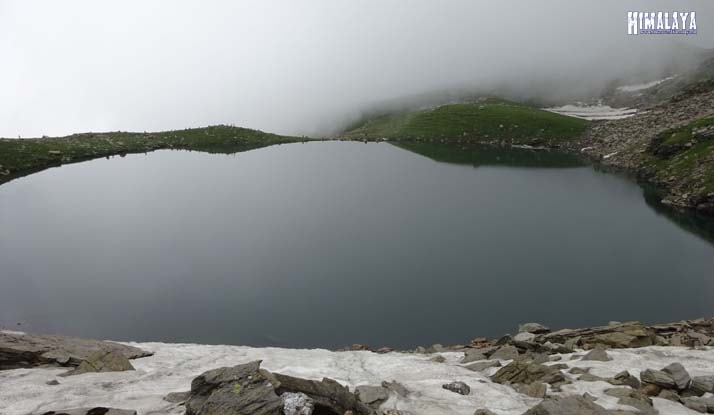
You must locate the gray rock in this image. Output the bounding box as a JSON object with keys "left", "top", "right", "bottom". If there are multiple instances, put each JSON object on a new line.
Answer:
{"left": 473, "top": 410, "right": 498, "bottom": 415}
{"left": 45, "top": 379, "right": 60, "bottom": 386}
{"left": 581, "top": 345, "right": 611, "bottom": 362}
{"left": 382, "top": 380, "right": 409, "bottom": 397}
{"left": 515, "top": 381, "right": 547, "bottom": 398}
{"left": 429, "top": 355, "right": 446, "bottom": 363}
{"left": 442, "top": 381, "right": 470, "bottom": 395}
{"left": 681, "top": 396, "right": 714, "bottom": 413}
{"left": 491, "top": 360, "right": 565, "bottom": 385}
{"left": 603, "top": 387, "right": 653, "bottom": 412}
{"left": 608, "top": 371, "right": 640, "bottom": 389}
{"left": 519, "top": 323, "right": 550, "bottom": 334}
{"left": 578, "top": 373, "right": 604, "bottom": 382}
{"left": 523, "top": 395, "right": 610, "bottom": 415}
{"left": 657, "top": 389, "right": 680, "bottom": 402}
{"left": 164, "top": 391, "right": 191, "bottom": 404}
{"left": 640, "top": 369, "right": 676, "bottom": 389}
{"left": 491, "top": 345, "right": 519, "bottom": 360}
{"left": 514, "top": 332, "right": 537, "bottom": 342}
{"left": 689, "top": 375, "right": 714, "bottom": 395}
{"left": 356, "top": 385, "right": 388, "bottom": 406}
{"left": 272, "top": 372, "right": 375, "bottom": 415}
{"left": 662, "top": 362, "right": 691, "bottom": 390}
{"left": 282, "top": 392, "right": 314, "bottom": 415}
{"left": 0, "top": 331, "right": 151, "bottom": 370}
{"left": 34, "top": 409, "right": 137, "bottom": 415}
{"left": 185, "top": 361, "right": 283, "bottom": 415}
{"left": 461, "top": 350, "right": 488, "bottom": 364}
{"left": 60, "top": 351, "right": 134, "bottom": 376}
{"left": 465, "top": 360, "right": 501, "bottom": 372}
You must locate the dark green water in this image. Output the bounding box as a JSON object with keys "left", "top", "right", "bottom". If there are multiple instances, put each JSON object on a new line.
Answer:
{"left": 1, "top": 141, "right": 713, "bottom": 348}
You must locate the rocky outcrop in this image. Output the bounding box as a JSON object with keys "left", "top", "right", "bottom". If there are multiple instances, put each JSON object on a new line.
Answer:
{"left": 60, "top": 351, "right": 134, "bottom": 376}
{"left": 490, "top": 360, "right": 565, "bottom": 386}
{"left": 522, "top": 395, "right": 610, "bottom": 415}
{"left": 0, "top": 331, "right": 151, "bottom": 370}
{"left": 184, "top": 361, "right": 375, "bottom": 415}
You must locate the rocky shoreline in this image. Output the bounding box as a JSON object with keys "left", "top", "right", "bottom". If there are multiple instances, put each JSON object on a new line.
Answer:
{"left": 2, "top": 317, "right": 714, "bottom": 415}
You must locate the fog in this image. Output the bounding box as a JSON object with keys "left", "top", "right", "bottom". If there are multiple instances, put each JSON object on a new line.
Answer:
{"left": 0, "top": 0, "right": 712, "bottom": 138}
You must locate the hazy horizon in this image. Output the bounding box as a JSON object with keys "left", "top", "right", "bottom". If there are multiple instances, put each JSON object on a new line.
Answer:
{"left": 1, "top": 0, "right": 712, "bottom": 138}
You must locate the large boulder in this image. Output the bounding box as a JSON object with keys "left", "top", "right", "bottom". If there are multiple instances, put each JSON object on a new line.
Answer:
{"left": 662, "top": 363, "right": 691, "bottom": 390}
{"left": 491, "top": 360, "right": 565, "bottom": 385}
{"left": 522, "top": 395, "right": 610, "bottom": 415}
{"left": 640, "top": 369, "right": 676, "bottom": 389}
{"left": 0, "top": 331, "right": 151, "bottom": 370}
{"left": 185, "top": 361, "right": 283, "bottom": 415}
{"left": 272, "top": 372, "right": 375, "bottom": 415}
{"left": 60, "top": 351, "right": 134, "bottom": 376}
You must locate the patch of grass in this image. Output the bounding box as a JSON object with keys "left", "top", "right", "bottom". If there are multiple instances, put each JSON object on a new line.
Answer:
{"left": 645, "top": 115, "right": 714, "bottom": 193}
{"left": 342, "top": 99, "right": 588, "bottom": 146}
{"left": 0, "top": 125, "right": 301, "bottom": 181}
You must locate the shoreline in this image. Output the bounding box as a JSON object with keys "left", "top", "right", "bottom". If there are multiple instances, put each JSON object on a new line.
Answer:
{"left": 1, "top": 317, "right": 713, "bottom": 415}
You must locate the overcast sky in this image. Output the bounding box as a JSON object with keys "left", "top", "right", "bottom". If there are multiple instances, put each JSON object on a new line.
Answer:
{"left": 0, "top": 0, "right": 712, "bottom": 138}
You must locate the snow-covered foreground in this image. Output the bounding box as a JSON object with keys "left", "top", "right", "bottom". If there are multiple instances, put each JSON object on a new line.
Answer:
{"left": 0, "top": 341, "right": 712, "bottom": 415}
{"left": 545, "top": 104, "right": 638, "bottom": 120}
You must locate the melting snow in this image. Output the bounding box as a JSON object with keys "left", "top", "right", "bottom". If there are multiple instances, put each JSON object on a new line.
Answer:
{"left": 616, "top": 76, "right": 677, "bottom": 93}
{"left": 545, "top": 104, "right": 638, "bottom": 120}
{"left": 0, "top": 340, "right": 712, "bottom": 415}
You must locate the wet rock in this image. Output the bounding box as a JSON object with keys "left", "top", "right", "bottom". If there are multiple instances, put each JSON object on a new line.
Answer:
{"left": 522, "top": 395, "right": 610, "bottom": 415}
{"left": 465, "top": 360, "right": 501, "bottom": 372}
{"left": 662, "top": 362, "right": 691, "bottom": 390}
{"left": 491, "top": 345, "right": 519, "bottom": 360}
{"left": 0, "top": 331, "right": 151, "bottom": 370}
{"left": 581, "top": 345, "right": 611, "bottom": 362}
{"left": 61, "top": 351, "right": 134, "bottom": 376}
{"left": 35, "top": 409, "right": 137, "bottom": 415}
{"left": 442, "top": 381, "right": 470, "bottom": 395}
{"left": 355, "top": 385, "right": 388, "bottom": 407}
{"left": 519, "top": 323, "right": 550, "bottom": 334}
{"left": 491, "top": 360, "right": 565, "bottom": 385}
{"left": 640, "top": 369, "right": 676, "bottom": 389}
{"left": 381, "top": 380, "right": 408, "bottom": 397}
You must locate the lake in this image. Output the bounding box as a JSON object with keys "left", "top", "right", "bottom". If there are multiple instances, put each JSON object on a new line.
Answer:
{"left": 1, "top": 141, "right": 713, "bottom": 349}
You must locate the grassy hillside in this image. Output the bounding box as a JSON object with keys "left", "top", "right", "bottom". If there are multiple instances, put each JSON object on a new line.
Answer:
{"left": 342, "top": 99, "right": 588, "bottom": 147}
{"left": 645, "top": 115, "right": 714, "bottom": 195}
{"left": 0, "top": 125, "right": 301, "bottom": 183}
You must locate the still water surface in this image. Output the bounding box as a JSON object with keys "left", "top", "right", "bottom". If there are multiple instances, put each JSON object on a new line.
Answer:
{"left": 1, "top": 142, "right": 713, "bottom": 348}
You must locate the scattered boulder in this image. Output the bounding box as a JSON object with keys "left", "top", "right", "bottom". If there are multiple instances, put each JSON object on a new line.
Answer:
{"left": 461, "top": 349, "right": 488, "bottom": 363}
{"left": 603, "top": 388, "right": 654, "bottom": 413}
{"left": 429, "top": 355, "right": 446, "bottom": 363}
{"left": 577, "top": 373, "right": 604, "bottom": 382}
{"left": 514, "top": 332, "right": 537, "bottom": 342}
{"left": 0, "top": 331, "right": 151, "bottom": 370}
{"left": 442, "top": 381, "right": 470, "bottom": 395}
{"left": 608, "top": 371, "right": 640, "bottom": 389}
{"left": 473, "top": 410, "right": 498, "bottom": 415}
{"left": 491, "top": 345, "right": 519, "bottom": 360}
{"left": 491, "top": 360, "right": 565, "bottom": 386}
{"left": 60, "top": 351, "right": 134, "bottom": 376}
{"left": 34, "top": 409, "right": 136, "bottom": 415}
{"left": 465, "top": 360, "right": 501, "bottom": 372}
{"left": 46, "top": 379, "right": 60, "bottom": 386}
{"left": 355, "top": 385, "right": 388, "bottom": 407}
{"left": 581, "top": 345, "right": 611, "bottom": 362}
{"left": 657, "top": 389, "right": 681, "bottom": 402}
{"left": 681, "top": 396, "right": 714, "bottom": 413}
{"left": 662, "top": 362, "right": 691, "bottom": 390}
{"left": 640, "top": 369, "right": 676, "bottom": 389}
{"left": 522, "top": 395, "right": 610, "bottom": 415}
{"left": 519, "top": 323, "right": 550, "bottom": 334}
{"left": 272, "top": 373, "right": 375, "bottom": 415}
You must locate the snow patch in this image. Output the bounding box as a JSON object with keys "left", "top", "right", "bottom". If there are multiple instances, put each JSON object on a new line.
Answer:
{"left": 616, "top": 76, "right": 676, "bottom": 93}
{"left": 544, "top": 104, "right": 637, "bottom": 120}
{"left": 0, "top": 342, "right": 712, "bottom": 415}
